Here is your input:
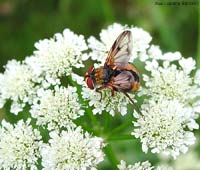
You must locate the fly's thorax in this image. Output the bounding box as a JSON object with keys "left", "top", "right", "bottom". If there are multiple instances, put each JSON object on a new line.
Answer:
{"left": 94, "top": 67, "right": 105, "bottom": 84}
{"left": 94, "top": 66, "right": 119, "bottom": 84}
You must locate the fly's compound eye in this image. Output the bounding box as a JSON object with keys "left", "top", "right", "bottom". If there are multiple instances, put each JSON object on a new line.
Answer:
{"left": 84, "top": 66, "right": 95, "bottom": 89}
{"left": 85, "top": 77, "right": 95, "bottom": 89}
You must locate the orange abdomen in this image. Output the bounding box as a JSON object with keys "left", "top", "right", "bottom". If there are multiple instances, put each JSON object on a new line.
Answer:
{"left": 125, "top": 64, "right": 140, "bottom": 92}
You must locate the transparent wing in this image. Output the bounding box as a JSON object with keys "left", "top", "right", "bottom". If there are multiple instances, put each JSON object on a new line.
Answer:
{"left": 105, "top": 30, "right": 133, "bottom": 69}
{"left": 112, "top": 71, "right": 135, "bottom": 91}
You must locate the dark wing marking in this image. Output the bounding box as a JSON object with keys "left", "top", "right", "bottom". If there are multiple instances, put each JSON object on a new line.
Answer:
{"left": 105, "top": 30, "right": 133, "bottom": 69}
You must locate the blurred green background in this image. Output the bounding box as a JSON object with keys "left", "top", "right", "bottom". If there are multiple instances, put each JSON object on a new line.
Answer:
{"left": 0, "top": 0, "right": 199, "bottom": 72}
{"left": 0, "top": 0, "right": 199, "bottom": 169}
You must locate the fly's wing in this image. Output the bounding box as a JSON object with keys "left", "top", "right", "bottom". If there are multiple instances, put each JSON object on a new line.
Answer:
{"left": 105, "top": 30, "right": 133, "bottom": 69}
{"left": 111, "top": 71, "right": 135, "bottom": 91}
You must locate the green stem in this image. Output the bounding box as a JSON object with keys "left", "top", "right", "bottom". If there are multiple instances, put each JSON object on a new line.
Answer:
{"left": 67, "top": 76, "right": 99, "bottom": 127}
{"left": 107, "top": 120, "right": 132, "bottom": 136}
{"left": 107, "top": 134, "right": 135, "bottom": 141}
{"left": 103, "top": 111, "right": 111, "bottom": 132}
{"left": 104, "top": 144, "right": 118, "bottom": 168}
{"left": 197, "top": 4, "right": 200, "bottom": 68}
{"left": 83, "top": 104, "right": 99, "bottom": 130}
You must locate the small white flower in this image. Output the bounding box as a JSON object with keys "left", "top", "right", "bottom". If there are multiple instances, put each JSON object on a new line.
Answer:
{"left": 71, "top": 73, "right": 85, "bottom": 85}
{"left": 132, "top": 98, "right": 197, "bottom": 159}
{"left": 131, "top": 27, "right": 152, "bottom": 61}
{"left": 147, "top": 48, "right": 182, "bottom": 62}
{"left": 147, "top": 45, "right": 163, "bottom": 60}
{"left": 161, "top": 52, "right": 181, "bottom": 61}
{"left": 33, "top": 29, "right": 88, "bottom": 83}
{"left": 82, "top": 87, "right": 133, "bottom": 116}
{"left": 30, "top": 86, "right": 84, "bottom": 130}
{"left": 179, "top": 57, "right": 196, "bottom": 74}
{"left": 88, "top": 23, "right": 152, "bottom": 66}
{"left": 0, "top": 119, "right": 42, "bottom": 170}
{"left": 25, "top": 56, "right": 61, "bottom": 88}
{"left": 148, "top": 47, "right": 181, "bottom": 62}
{"left": 117, "top": 160, "right": 153, "bottom": 170}
{"left": 41, "top": 126, "right": 105, "bottom": 170}
{"left": 0, "top": 60, "right": 37, "bottom": 114}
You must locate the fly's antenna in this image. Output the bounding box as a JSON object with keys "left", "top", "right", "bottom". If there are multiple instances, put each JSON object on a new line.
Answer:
{"left": 123, "top": 92, "right": 142, "bottom": 115}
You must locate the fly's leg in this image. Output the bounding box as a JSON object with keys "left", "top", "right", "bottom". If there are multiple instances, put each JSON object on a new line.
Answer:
{"left": 96, "top": 85, "right": 115, "bottom": 100}
{"left": 105, "top": 83, "right": 116, "bottom": 96}
{"left": 96, "top": 86, "right": 104, "bottom": 100}
{"left": 122, "top": 91, "right": 142, "bottom": 115}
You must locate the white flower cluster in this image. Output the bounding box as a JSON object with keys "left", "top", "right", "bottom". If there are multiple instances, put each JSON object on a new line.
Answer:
{"left": 30, "top": 86, "right": 84, "bottom": 130}
{"left": 0, "top": 60, "right": 37, "bottom": 114}
{"left": 0, "top": 27, "right": 106, "bottom": 169}
{"left": 41, "top": 126, "right": 105, "bottom": 170}
{"left": 133, "top": 99, "right": 197, "bottom": 159}
{"left": 0, "top": 29, "right": 88, "bottom": 115}
{"left": 33, "top": 29, "right": 88, "bottom": 80}
{"left": 141, "top": 53, "right": 200, "bottom": 105}
{"left": 133, "top": 45, "right": 200, "bottom": 158}
{"left": 0, "top": 119, "right": 105, "bottom": 170}
{"left": 0, "top": 119, "right": 42, "bottom": 170}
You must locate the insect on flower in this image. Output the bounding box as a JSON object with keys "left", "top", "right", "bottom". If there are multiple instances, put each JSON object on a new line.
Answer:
{"left": 85, "top": 31, "right": 141, "bottom": 112}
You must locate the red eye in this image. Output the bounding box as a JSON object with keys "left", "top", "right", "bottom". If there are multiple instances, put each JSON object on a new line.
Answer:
{"left": 84, "top": 67, "right": 95, "bottom": 89}
{"left": 86, "top": 77, "right": 94, "bottom": 89}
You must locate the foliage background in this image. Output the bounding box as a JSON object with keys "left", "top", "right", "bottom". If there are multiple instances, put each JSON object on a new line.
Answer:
{"left": 0, "top": 0, "right": 199, "bottom": 169}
